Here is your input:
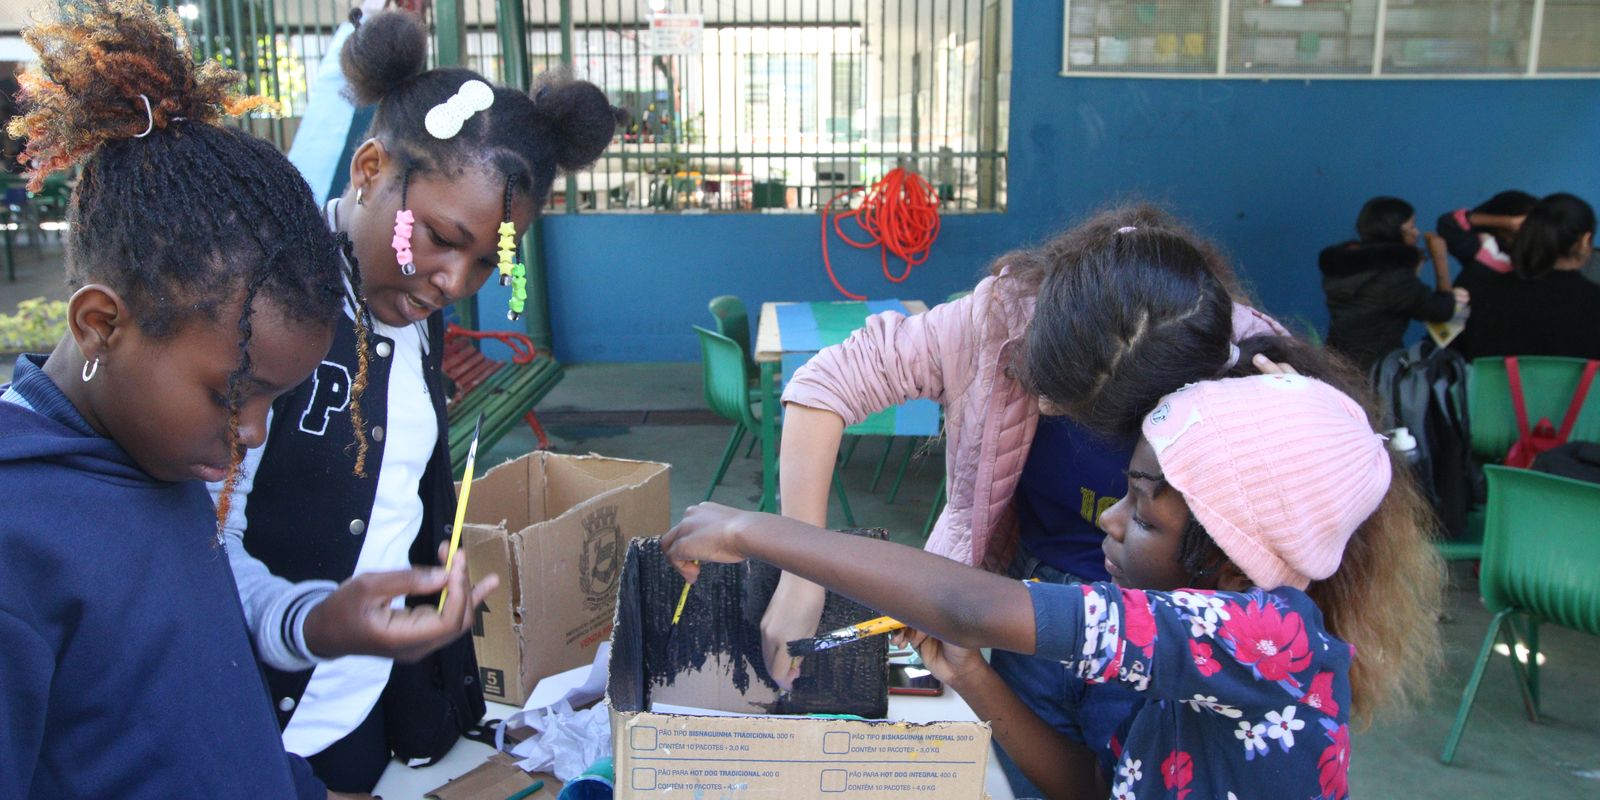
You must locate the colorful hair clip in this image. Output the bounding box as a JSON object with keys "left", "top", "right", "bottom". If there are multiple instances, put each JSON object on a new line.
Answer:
{"left": 497, "top": 221, "right": 517, "bottom": 287}
{"left": 392, "top": 209, "right": 415, "bottom": 276}
{"left": 499, "top": 174, "right": 526, "bottom": 320}
{"left": 392, "top": 171, "right": 416, "bottom": 276}
{"left": 508, "top": 261, "right": 527, "bottom": 321}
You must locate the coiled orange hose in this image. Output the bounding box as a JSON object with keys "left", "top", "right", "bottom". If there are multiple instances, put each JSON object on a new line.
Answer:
{"left": 821, "top": 166, "right": 941, "bottom": 300}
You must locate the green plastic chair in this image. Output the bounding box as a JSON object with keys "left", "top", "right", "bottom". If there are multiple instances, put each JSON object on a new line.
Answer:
{"left": 1468, "top": 356, "right": 1600, "bottom": 461}
{"left": 708, "top": 295, "right": 756, "bottom": 381}
{"left": 1440, "top": 466, "right": 1600, "bottom": 764}
{"left": 695, "top": 326, "right": 854, "bottom": 523}
{"left": 1444, "top": 356, "right": 1600, "bottom": 560}
{"left": 708, "top": 295, "right": 766, "bottom": 458}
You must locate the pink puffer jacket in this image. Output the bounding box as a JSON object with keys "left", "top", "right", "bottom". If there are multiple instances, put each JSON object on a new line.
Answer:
{"left": 782, "top": 270, "right": 1289, "bottom": 572}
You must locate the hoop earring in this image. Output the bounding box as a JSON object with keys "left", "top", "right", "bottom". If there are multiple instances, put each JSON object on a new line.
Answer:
{"left": 81, "top": 357, "right": 99, "bottom": 382}
{"left": 355, "top": 186, "right": 365, "bottom": 206}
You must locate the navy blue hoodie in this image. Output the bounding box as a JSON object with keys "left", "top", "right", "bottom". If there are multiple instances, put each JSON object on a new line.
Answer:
{"left": 0, "top": 355, "right": 324, "bottom": 799}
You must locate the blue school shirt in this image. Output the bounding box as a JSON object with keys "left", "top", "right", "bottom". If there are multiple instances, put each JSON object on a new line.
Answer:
{"left": 1028, "top": 581, "right": 1354, "bottom": 800}
{"left": 0, "top": 355, "right": 324, "bottom": 800}
{"left": 1014, "top": 416, "right": 1127, "bottom": 580}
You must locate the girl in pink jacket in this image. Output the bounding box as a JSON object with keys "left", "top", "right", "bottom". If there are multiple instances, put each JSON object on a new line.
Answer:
{"left": 769, "top": 206, "right": 1287, "bottom": 797}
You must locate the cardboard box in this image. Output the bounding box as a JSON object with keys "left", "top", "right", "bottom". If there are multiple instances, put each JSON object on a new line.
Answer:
{"left": 464, "top": 452, "right": 671, "bottom": 706}
{"left": 607, "top": 539, "right": 992, "bottom": 799}
{"left": 424, "top": 754, "right": 561, "bottom": 800}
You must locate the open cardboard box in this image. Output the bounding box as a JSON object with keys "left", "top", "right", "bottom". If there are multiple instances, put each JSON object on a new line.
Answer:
{"left": 463, "top": 451, "right": 670, "bottom": 705}
{"left": 606, "top": 538, "right": 992, "bottom": 798}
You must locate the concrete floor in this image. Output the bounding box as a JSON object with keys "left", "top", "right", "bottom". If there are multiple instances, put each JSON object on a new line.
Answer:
{"left": 6, "top": 247, "right": 1599, "bottom": 797}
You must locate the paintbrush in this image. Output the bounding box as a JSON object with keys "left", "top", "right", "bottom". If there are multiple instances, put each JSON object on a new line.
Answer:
{"left": 438, "top": 412, "right": 484, "bottom": 612}
{"left": 787, "top": 615, "right": 905, "bottom": 657}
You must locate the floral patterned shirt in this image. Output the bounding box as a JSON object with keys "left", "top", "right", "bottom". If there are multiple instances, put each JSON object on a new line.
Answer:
{"left": 1028, "top": 582, "right": 1354, "bottom": 800}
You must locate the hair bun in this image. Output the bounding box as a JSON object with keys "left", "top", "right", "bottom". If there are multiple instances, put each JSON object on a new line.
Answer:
{"left": 531, "top": 70, "right": 625, "bottom": 173}
{"left": 7, "top": 0, "right": 269, "bottom": 191}
{"left": 341, "top": 10, "right": 429, "bottom": 107}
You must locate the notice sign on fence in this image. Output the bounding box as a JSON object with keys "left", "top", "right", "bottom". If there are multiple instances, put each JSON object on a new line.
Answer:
{"left": 647, "top": 13, "right": 703, "bottom": 56}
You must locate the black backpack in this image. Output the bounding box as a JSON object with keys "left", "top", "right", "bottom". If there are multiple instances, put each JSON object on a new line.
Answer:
{"left": 1532, "top": 442, "right": 1600, "bottom": 485}
{"left": 1370, "top": 341, "right": 1483, "bottom": 538}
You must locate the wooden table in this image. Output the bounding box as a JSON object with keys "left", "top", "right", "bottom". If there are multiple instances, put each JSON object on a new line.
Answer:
{"left": 753, "top": 299, "right": 932, "bottom": 513}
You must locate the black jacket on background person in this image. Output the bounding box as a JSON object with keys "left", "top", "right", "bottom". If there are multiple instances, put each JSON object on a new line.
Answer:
{"left": 1320, "top": 241, "right": 1457, "bottom": 371}
{"left": 1452, "top": 269, "right": 1600, "bottom": 361}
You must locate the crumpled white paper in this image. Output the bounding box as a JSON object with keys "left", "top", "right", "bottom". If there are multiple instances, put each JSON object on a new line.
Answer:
{"left": 501, "top": 698, "right": 611, "bottom": 781}
{"left": 495, "top": 642, "right": 613, "bottom": 781}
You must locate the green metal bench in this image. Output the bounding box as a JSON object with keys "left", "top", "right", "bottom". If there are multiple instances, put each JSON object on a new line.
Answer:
{"left": 444, "top": 323, "right": 563, "bottom": 477}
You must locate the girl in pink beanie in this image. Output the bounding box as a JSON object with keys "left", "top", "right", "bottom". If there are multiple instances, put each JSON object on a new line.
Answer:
{"left": 662, "top": 337, "right": 1444, "bottom": 800}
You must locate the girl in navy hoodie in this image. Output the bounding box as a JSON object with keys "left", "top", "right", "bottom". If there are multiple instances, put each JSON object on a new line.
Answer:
{"left": 0, "top": 1, "right": 477, "bottom": 796}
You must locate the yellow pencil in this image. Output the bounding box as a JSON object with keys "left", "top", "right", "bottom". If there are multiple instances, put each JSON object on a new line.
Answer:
{"left": 438, "top": 413, "right": 484, "bottom": 612}
{"left": 671, "top": 561, "right": 699, "bottom": 626}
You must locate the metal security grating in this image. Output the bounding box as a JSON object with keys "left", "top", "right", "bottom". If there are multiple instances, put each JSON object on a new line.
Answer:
{"left": 1065, "top": 0, "right": 1222, "bottom": 73}
{"left": 1539, "top": 0, "right": 1600, "bottom": 72}
{"left": 167, "top": 0, "right": 1012, "bottom": 214}
{"left": 1381, "top": 0, "right": 1534, "bottom": 74}
{"left": 1062, "top": 0, "right": 1600, "bottom": 78}
{"left": 523, "top": 0, "right": 1011, "bottom": 214}
{"left": 1229, "top": 0, "right": 1380, "bottom": 74}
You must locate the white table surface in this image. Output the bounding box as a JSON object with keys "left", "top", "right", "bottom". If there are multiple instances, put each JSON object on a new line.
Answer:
{"left": 374, "top": 694, "right": 1016, "bottom": 799}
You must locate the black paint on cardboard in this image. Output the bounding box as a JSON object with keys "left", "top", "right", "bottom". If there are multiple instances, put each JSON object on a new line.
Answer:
{"left": 608, "top": 535, "right": 889, "bottom": 718}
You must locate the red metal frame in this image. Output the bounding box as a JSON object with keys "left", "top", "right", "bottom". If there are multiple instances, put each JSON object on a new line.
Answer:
{"left": 442, "top": 323, "right": 550, "bottom": 450}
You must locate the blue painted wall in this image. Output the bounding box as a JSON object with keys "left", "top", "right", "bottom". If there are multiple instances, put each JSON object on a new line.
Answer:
{"left": 480, "top": 0, "right": 1600, "bottom": 362}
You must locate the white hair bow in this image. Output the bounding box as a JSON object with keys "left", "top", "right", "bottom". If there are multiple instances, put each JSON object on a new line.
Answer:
{"left": 424, "top": 79, "right": 495, "bottom": 140}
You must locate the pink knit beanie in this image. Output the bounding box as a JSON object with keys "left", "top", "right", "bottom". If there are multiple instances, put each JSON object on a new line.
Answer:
{"left": 1141, "top": 373, "right": 1392, "bottom": 590}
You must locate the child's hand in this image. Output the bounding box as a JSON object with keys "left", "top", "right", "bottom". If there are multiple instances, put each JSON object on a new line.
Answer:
{"left": 760, "top": 579, "right": 827, "bottom": 691}
{"left": 1453, "top": 287, "right": 1470, "bottom": 306}
{"left": 1250, "top": 352, "right": 1299, "bottom": 376}
{"left": 302, "top": 543, "right": 499, "bottom": 662}
{"left": 661, "top": 502, "right": 759, "bottom": 582}
{"left": 895, "top": 628, "right": 993, "bottom": 692}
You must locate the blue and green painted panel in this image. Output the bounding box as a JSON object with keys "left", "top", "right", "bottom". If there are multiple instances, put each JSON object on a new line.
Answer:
{"left": 775, "top": 300, "right": 941, "bottom": 437}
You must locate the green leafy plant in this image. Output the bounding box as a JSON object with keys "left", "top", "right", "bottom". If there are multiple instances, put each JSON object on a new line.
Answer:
{"left": 0, "top": 297, "right": 69, "bottom": 352}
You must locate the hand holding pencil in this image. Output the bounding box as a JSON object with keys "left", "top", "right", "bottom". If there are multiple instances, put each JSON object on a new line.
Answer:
{"left": 301, "top": 415, "right": 498, "bottom": 661}
{"left": 300, "top": 541, "right": 499, "bottom": 662}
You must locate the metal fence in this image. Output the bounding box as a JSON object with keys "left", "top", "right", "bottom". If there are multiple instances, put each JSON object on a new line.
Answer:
{"left": 150, "top": 0, "right": 351, "bottom": 149}
{"left": 158, "top": 0, "right": 1011, "bottom": 213}
{"left": 519, "top": 0, "right": 1011, "bottom": 213}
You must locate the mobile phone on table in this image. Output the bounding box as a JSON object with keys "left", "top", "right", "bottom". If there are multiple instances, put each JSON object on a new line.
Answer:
{"left": 888, "top": 662, "right": 944, "bottom": 696}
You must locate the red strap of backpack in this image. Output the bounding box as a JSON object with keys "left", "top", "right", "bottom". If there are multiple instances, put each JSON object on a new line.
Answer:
{"left": 1556, "top": 359, "right": 1600, "bottom": 441}
{"left": 1506, "top": 357, "right": 1532, "bottom": 440}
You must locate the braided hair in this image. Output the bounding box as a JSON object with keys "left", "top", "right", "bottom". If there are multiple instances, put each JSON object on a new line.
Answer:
{"left": 1016, "top": 205, "right": 1236, "bottom": 440}
{"left": 9, "top": 0, "right": 345, "bottom": 532}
